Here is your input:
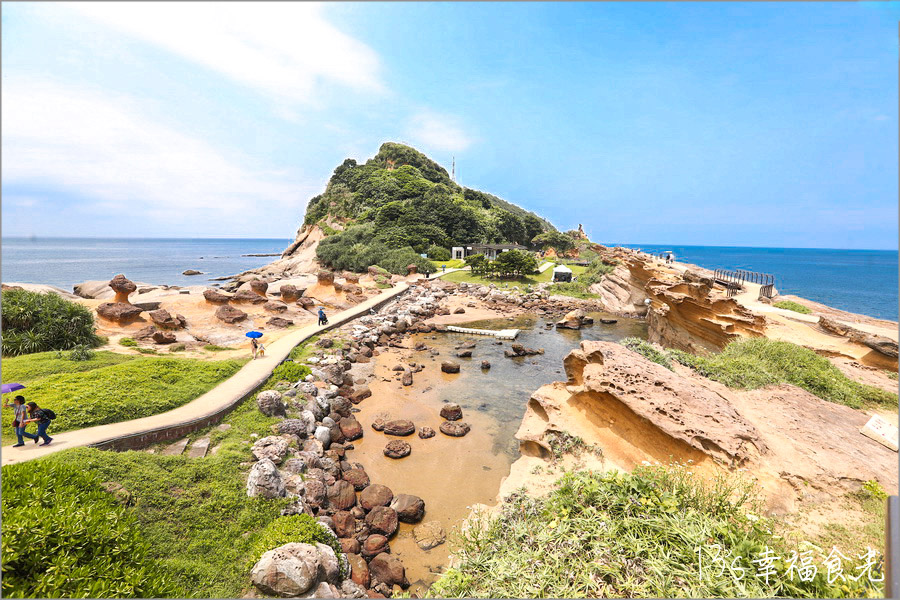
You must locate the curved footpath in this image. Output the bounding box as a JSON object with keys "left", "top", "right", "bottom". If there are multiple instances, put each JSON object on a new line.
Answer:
{"left": 1, "top": 284, "right": 410, "bottom": 468}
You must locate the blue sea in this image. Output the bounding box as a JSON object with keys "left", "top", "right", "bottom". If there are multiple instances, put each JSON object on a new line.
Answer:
{"left": 619, "top": 244, "right": 898, "bottom": 321}
{"left": 1, "top": 238, "right": 897, "bottom": 321}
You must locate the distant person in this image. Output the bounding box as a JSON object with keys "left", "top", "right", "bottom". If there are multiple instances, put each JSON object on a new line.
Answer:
{"left": 250, "top": 337, "right": 259, "bottom": 359}
{"left": 318, "top": 307, "right": 328, "bottom": 326}
{"left": 257, "top": 342, "right": 266, "bottom": 358}
{"left": 5, "top": 395, "right": 38, "bottom": 447}
{"left": 442, "top": 265, "right": 446, "bottom": 273}
{"left": 23, "top": 401, "right": 54, "bottom": 446}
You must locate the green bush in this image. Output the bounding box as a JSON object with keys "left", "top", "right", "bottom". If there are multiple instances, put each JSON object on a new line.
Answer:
{"left": 271, "top": 361, "right": 312, "bottom": 383}
{"left": 545, "top": 282, "right": 600, "bottom": 299}
{"left": 1, "top": 460, "right": 177, "bottom": 598}
{"left": 68, "top": 344, "right": 95, "bottom": 361}
{"left": 1, "top": 288, "right": 102, "bottom": 356}
{"left": 430, "top": 467, "right": 882, "bottom": 598}
{"left": 203, "top": 344, "right": 231, "bottom": 352}
{"left": 119, "top": 337, "right": 138, "bottom": 347}
{"left": 621, "top": 337, "right": 673, "bottom": 369}
{"left": 668, "top": 338, "right": 897, "bottom": 408}
{"left": 426, "top": 244, "right": 451, "bottom": 261}
{"left": 774, "top": 300, "right": 813, "bottom": 314}
{"left": 249, "top": 515, "right": 342, "bottom": 571}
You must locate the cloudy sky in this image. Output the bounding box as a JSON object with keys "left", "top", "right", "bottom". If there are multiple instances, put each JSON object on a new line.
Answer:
{"left": 2, "top": 2, "right": 897, "bottom": 248}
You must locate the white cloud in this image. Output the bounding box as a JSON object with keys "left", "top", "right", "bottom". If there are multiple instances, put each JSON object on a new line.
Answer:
{"left": 2, "top": 77, "right": 314, "bottom": 226}
{"left": 406, "top": 110, "right": 474, "bottom": 153}
{"left": 60, "top": 2, "right": 385, "bottom": 105}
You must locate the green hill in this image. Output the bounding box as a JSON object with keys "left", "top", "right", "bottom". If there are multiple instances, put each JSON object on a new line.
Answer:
{"left": 305, "top": 142, "right": 555, "bottom": 273}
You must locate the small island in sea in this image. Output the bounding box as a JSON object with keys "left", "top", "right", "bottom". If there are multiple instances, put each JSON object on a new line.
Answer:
{"left": 2, "top": 143, "right": 896, "bottom": 599}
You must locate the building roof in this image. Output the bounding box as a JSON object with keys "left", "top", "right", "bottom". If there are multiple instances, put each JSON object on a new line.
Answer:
{"left": 553, "top": 264, "right": 573, "bottom": 273}
{"left": 466, "top": 243, "right": 528, "bottom": 250}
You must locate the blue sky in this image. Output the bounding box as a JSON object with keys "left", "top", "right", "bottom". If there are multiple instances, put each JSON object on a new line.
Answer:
{"left": 2, "top": 2, "right": 897, "bottom": 249}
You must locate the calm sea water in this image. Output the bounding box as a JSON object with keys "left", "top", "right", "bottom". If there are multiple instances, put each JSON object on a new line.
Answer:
{"left": 1, "top": 237, "right": 293, "bottom": 289}
{"left": 1, "top": 238, "right": 896, "bottom": 321}
{"left": 620, "top": 244, "right": 898, "bottom": 321}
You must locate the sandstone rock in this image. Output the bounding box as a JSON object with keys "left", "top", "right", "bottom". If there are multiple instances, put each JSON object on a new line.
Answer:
{"left": 152, "top": 330, "right": 177, "bottom": 344}
{"left": 441, "top": 361, "right": 460, "bottom": 374}
{"left": 383, "top": 440, "right": 411, "bottom": 459}
{"left": 318, "top": 271, "right": 335, "bottom": 286}
{"left": 339, "top": 417, "right": 363, "bottom": 441}
{"left": 350, "top": 386, "right": 372, "bottom": 404}
{"left": 280, "top": 284, "right": 302, "bottom": 303}
{"left": 268, "top": 316, "right": 294, "bottom": 328}
{"left": 327, "top": 480, "right": 356, "bottom": 510}
{"left": 109, "top": 274, "right": 137, "bottom": 303}
{"left": 371, "top": 418, "right": 385, "bottom": 432}
{"left": 368, "top": 553, "right": 409, "bottom": 589}
{"left": 382, "top": 420, "right": 415, "bottom": 436}
{"left": 361, "top": 535, "right": 389, "bottom": 558}
{"left": 401, "top": 371, "right": 413, "bottom": 386}
{"left": 264, "top": 300, "right": 288, "bottom": 312}
{"left": 418, "top": 426, "right": 435, "bottom": 439}
{"left": 365, "top": 506, "right": 398, "bottom": 536}
{"left": 304, "top": 480, "right": 327, "bottom": 508}
{"left": 412, "top": 521, "right": 445, "bottom": 550}
{"left": 333, "top": 511, "right": 356, "bottom": 538}
{"left": 359, "top": 484, "right": 393, "bottom": 511}
{"left": 253, "top": 436, "right": 290, "bottom": 464}
{"left": 298, "top": 297, "right": 316, "bottom": 309}
{"left": 456, "top": 350, "right": 472, "bottom": 358}
{"left": 149, "top": 308, "right": 184, "bottom": 329}
{"left": 96, "top": 302, "right": 143, "bottom": 322}
{"left": 505, "top": 344, "right": 544, "bottom": 358}
{"left": 183, "top": 269, "right": 202, "bottom": 276}
{"left": 216, "top": 304, "right": 248, "bottom": 323}
{"left": 343, "top": 468, "right": 370, "bottom": 491}
{"left": 247, "top": 458, "right": 286, "bottom": 498}
{"left": 257, "top": 390, "right": 286, "bottom": 417}
{"left": 203, "top": 288, "right": 231, "bottom": 303}
{"left": 340, "top": 538, "right": 361, "bottom": 555}
{"left": 389, "top": 494, "right": 425, "bottom": 523}
{"left": 347, "top": 553, "right": 369, "bottom": 587}
{"left": 250, "top": 542, "right": 331, "bottom": 597}
{"left": 453, "top": 307, "right": 466, "bottom": 314}
{"left": 439, "top": 403, "right": 463, "bottom": 421}
{"left": 249, "top": 279, "right": 269, "bottom": 297}
{"left": 439, "top": 421, "right": 470, "bottom": 437}
{"left": 556, "top": 309, "right": 593, "bottom": 329}
{"left": 233, "top": 289, "right": 267, "bottom": 304}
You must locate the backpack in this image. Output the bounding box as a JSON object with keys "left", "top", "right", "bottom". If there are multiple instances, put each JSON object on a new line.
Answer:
{"left": 41, "top": 408, "right": 57, "bottom": 421}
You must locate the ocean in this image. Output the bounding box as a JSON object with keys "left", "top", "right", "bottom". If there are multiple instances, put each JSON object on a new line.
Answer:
{"left": 1, "top": 238, "right": 896, "bottom": 321}
{"left": 619, "top": 244, "right": 898, "bottom": 321}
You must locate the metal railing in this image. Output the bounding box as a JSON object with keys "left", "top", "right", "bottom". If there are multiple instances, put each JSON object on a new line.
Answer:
{"left": 758, "top": 284, "right": 775, "bottom": 299}
{"left": 715, "top": 268, "right": 775, "bottom": 287}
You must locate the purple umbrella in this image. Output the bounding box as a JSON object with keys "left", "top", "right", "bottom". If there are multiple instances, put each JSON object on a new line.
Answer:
{"left": 1, "top": 383, "right": 25, "bottom": 394}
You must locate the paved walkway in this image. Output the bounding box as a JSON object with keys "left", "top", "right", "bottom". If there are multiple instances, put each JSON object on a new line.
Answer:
{"left": 1, "top": 284, "right": 410, "bottom": 467}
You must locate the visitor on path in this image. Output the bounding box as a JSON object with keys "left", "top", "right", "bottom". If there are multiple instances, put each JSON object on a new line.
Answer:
{"left": 318, "top": 307, "right": 328, "bottom": 326}
{"left": 250, "top": 337, "right": 259, "bottom": 359}
{"left": 5, "top": 395, "right": 38, "bottom": 447}
{"left": 257, "top": 342, "right": 266, "bottom": 358}
{"left": 23, "top": 401, "right": 54, "bottom": 446}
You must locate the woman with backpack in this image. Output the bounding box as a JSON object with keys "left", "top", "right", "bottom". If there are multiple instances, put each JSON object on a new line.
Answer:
{"left": 23, "top": 401, "right": 54, "bottom": 446}
{"left": 4, "top": 395, "right": 38, "bottom": 447}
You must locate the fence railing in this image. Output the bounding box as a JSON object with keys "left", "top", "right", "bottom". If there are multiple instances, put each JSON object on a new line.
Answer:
{"left": 715, "top": 268, "right": 775, "bottom": 287}
{"left": 759, "top": 284, "right": 775, "bottom": 299}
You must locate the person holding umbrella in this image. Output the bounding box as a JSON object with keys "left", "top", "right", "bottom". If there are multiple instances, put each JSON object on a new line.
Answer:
{"left": 4, "top": 392, "right": 38, "bottom": 447}
{"left": 246, "top": 331, "right": 263, "bottom": 359}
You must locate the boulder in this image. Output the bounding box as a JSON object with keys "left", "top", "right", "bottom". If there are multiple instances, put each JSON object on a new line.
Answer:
{"left": 246, "top": 459, "right": 286, "bottom": 498}
{"left": 383, "top": 440, "right": 411, "bottom": 459}
{"left": 439, "top": 403, "right": 463, "bottom": 421}
{"left": 250, "top": 279, "right": 269, "bottom": 297}
{"left": 264, "top": 301, "right": 289, "bottom": 313}
{"left": 257, "top": 390, "right": 286, "bottom": 417}
{"left": 250, "top": 542, "right": 326, "bottom": 597}
{"left": 361, "top": 535, "right": 389, "bottom": 558}
{"left": 280, "top": 284, "right": 302, "bottom": 303}
{"left": 149, "top": 308, "right": 184, "bottom": 329}
{"left": 339, "top": 417, "right": 364, "bottom": 441}
{"left": 359, "top": 484, "right": 393, "bottom": 511}
{"left": 152, "top": 330, "right": 177, "bottom": 344}
{"left": 216, "top": 304, "right": 248, "bottom": 323}
{"left": 456, "top": 350, "right": 472, "bottom": 358}
{"left": 233, "top": 289, "right": 267, "bottom": 304}
{"left": 382, "top": 420, "right": 415, "bottom": 436}
{"left": 183, "top": 269, "right": 203, "bottom": 276}
{"left": 439, "top": 421, "right": 471, "bottom": 437}
{"left": 347, "top": 553, "right": 370, "bottom": 588}
{"left": 327, "top": 480, "right": 357, "bottom": 510}
{"left": 276, "top": 419, "right": 310, "bottom": 438}
{"left": 406, "top": 264, "right": 418, "bottom": 275}
{"left": 556, "top": 309, "right": 593, "bottom": 330}
{"left": 343, "top": 468, "right": 370, "bottom": 491}
{"left": 318, "top": 271, "right": 335, "bottom": 286}
{"left": 333, "top": 511, "right": 357, "bottom": 538}
{"left": 304, "top": 480, "right": 327, "bottom": 508}
{"left": 368, "top": 553, "right": 409, "bottom": 589}
{"left": 365, "top": 506, "right": 398, "bottom": 536}
{"left": 109, "top": 274, "right": 137, "bottom": 303}
{"left": 203, "top": 288, "right": 231, "bottom": 303}
{"left": 252, "top": 436, "right": 290, "bottom": 464}
{"left": 440, "top": 361, "right": 460, "bottom": 374}
{"left": 350, "top": 386, "right": 372, "bottom": 404}
{"left": 413, "top": 521, "right": 445, "bottom": 550}
{"left": 481, "top": 360, "right": 491, "bottom": 370}
{"left": 390, "top": 494, "right": 425, "bottom": 523}
{"left": 96, "top": 302, "right": 143, "bottom": 322}
{"left": 401, "top": 371, "right": 413, "bottom": 386}
{"left": 267, "top": 316, "right": 294, "bottom": 328}
{"left": 418, "top": 426, "right": 435, "bottom": 439}
{"left": 340, "top": 538, "right": 361, "bottom": 555}
{"left": 315, "top": 426, "right": 332, "bottom": 448}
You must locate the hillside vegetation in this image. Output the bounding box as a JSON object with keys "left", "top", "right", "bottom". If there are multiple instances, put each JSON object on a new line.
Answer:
{"left": 1, "top": 288, "right": 102, "bottom": 356}
{"left": 308, "top": 143, "right": 555, "bottom": 273}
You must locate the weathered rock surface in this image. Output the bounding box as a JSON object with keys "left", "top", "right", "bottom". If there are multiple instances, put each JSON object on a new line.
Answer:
{"left": 326, "top": 480, "right": 356, "bottom": 510}
{"left": 439, "top": 403, "right": 463, "bottom": 421}
{"left": 96, "top": 302, "right": 143, "bottom": 322}
{"left": 257, "top": 390, "right": 286, "bottom": 417}
{"left": 418, "top": 426, "right": 435, "bottom": 439}
{"left": 267, "top": 316, "right": 294, "bottom": 328}
{"left": 439, "top": 421, "right": 470, "bottom": 437}
{"left": 109, "top": 274, "right": 137, "bottom": 303}
{"left": 413, "top": 521, "right": 445, "bottom": 550}
{"left": 368, "top": 553, "right": 409, "bottom": 589}
{"left": 359, "top": 484, "right": 393, "bottom": 511}
{"left": 203, "top": 288, "right": 231, "bottom": 303}
{"left": 252, "top": 436, "right": 290, "bottom": 464}
{"left": 382, "top": 420, "right": 415, "bottom": 436}
{"left": 247, "top": 458, "right": 286, "bottom": 498}
{"left": 250, "top": 542, "right": 338, "bottom": 597}
{"left": 250, "top": 279, "right": 269, "bottom": 297}
{"left": 365, "top": 506, "right": 399, "bottom": 536}
{"left": 152, "top": 330, "right": 177, "bottom": 344}
{"left": 556, "top": 309, "right": 593, "bottom": 329}
{"left": 215, "top": 304, "right": 248, "bottom": 323}
{"left": 440, "top": 361, "right": 460, "bottom": 373}
{"left": 390, "top": 494, "right": 425, "bottom": 523}
{"left": 383, "top": 440, "right": 411, "bottom": 459}
{"left": 233, "top": 289, "right": 268, "bottom": 304}
{"left": 148, "top": 308, "right": 185, "bottom": 329}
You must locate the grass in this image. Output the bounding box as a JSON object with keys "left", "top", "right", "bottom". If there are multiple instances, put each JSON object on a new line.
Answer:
{"left": 668, "top": 338, "right": 897, "bottom": 409}
{"left": 430, "top": 466, "right": 883, "bottom": 598}
{"left": 774, "top": 300, "right": 813, "bottom": 314}
{"left": 621, "top": 337, "right": 673, "bottom": 370}
{"left": 289, "top": 334, "right": 320, "bottom": 360}
{"left": 1, "top": 354, "right": 246, "bottom": 443}
{"left": 430, "top": 259, "right": 466, "bottom": 269}
{"left": 119, "top": 337, "right": 138, "bottom": 347}
{"left": 809, "top": 481, "right": 887, "bottom": 558}
{"left": 203, "top": 344, "right": 232, "bottom": 352}
{"left": 545, "top": 282, "right": 601, "bottom": 299}
{"left": 442, "top": 267, "right": 554, "bottom": 287}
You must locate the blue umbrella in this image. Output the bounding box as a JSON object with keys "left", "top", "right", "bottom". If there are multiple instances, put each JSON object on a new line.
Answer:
{"left": 245, "top": 331, "right": 263, "bottom": 339}
{"left": 1, "top": 383, "right": 25, "bottom": 394}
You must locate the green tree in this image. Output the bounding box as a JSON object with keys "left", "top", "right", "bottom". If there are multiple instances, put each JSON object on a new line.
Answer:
{"left": 426, "top": 244, "right": 451, "bottom": 260}
{"left": 532, "top": 231, "right": 575, "bottom": 253}
{"left": 494, "top": 249, "right": 538, "bottom": 276}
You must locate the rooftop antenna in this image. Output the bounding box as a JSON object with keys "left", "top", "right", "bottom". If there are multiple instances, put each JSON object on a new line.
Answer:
{"left": 451, "top": 156, "right": 456, "bottom": 182}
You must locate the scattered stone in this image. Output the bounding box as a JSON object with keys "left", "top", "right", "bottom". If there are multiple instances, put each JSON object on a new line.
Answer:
{"left": 183, "top": 269, "right": 202, "bottom": 276}
{"left": 481, "top": 360, "right": 491, "bottom": 370}
{"left": 339, "top": 417, "right": 364, "bottom": 441}
{"left": 216, "top": 304, "right": 248, "bottom": 323}
{"left": 401, "top": 371, "right": 413, "bottom": 386}
{"left": 252, "top": 436, "right": 290, "bottom": 464}
{"left": 149, "top": 308, "right": 185, "bottom": 329}
{"left": 390, "top": 494, "right": 425, "bottom": 523}
{"left": 439, "top": 421, "right": 471, "bottom": 437}
{"left": 333, "top": 511, "right": 357, "bottom": 538}
{"left": 504, "top": 343, "right": 543, "bottom": 358}
{"left": 267, "top": 316, "right": 294, "bottom": 328}
{"left": 382, "top": 420, "right": 416, "bottom": 436}
{"left": 347, "top": 553, "right": 370, "bottom": 588}
{"left": 371, "top": 418, "right": 385, "bottom": 432}
{"left": 203, "top": 288, "right": 231, "bottom": 303}
{"left": 264, "top": 300, "right": 288, "bottom": 312}
{"left": 383, "top": 440, "right": 411, "bottom": 459}
{"left": 440, "top": 361, "right": 460, "bottom": 373}
{"left": 439, "top": 403, "right": 463, "bottom": 421}
{"left": 349, "top": 386, "right": 372, "bottom": 404}
{"left": 233, "top": 289, "right": 267, "bottom": 304}
{"left": 343, "top": 468, "right": 370, "bottom": 491}
{"left": 453, "top": 307, "right": 466, "bottom": 314}
{"left": 418, "top": 426, "right": 435, "bottom": 439}
{"left": 257, "top": 390, "right": 286, "bottom": 417}
{"left": 365, "top": 506, "right": 398, "bottom": 536}
{"left": 326, "top": 480, "right": 357, "bottom": 510}
{"left": 556, "top": 309, "right": 593, "bottom": 329}
{"left": 152, "top": 330, "right": 177, "bottom": 344}
{"left": 247, "top": 458, "right": 286, "bottom": 498}
{"left": 96, "top": 302, "right": 143, "bottom": 322}
{"left": 368, "top": 553, "right": 409, "bottom": 589}
{"left": 413, "top": 521, "right": 445, "bottom": 550}
{"left": 359, "top": 484, "right": 394, "bottom": 511}
{"left": 361, "top": 534, "right": 389, "bottom": 558}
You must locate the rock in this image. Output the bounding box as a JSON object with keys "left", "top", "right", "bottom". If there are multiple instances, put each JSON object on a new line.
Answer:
{"left": 298, "top": 297, "right": 316, "bottom": 309}
{"left": 233, "top": 289, "right": 267, "bottom": 304}
{"left": 556, "top": 309, "right": 593, "bottom": 329}
{"left": 382, "top": 420, "right": 415, "bottom": 436}
{"left": 340, "top": 538, "right": 361, "bottom": 555}
{"left": 343, "top": 468, "right": 370, "bottom": 491}
{"left": 453, "top": 307, "right": 466, "bottom": 314}
{"left": 281, "top": 499, "right": 312, "bottom": 516}
{"left": 333, "top": 511, "right": 357, "bottom": 538}
{"left": 371, "top": 420, "right": 385, "bottom": 433}
{"left": 406, "top": 264, "right": 418, "bottom": 276}
{"left": 252, "top": 436, "right": 290, "bottom": 464}
{"left": 250, "top": 279, "right": 269, "bottom": 297}
{"left": 418, "top": 426, "right": 435, "bottom": 439}
{"left": 247, "top": 458, "right": 286, "bottom": 498}
{"left": 368, "top": 553, "right": 409, "bottom": 589}
{"left": 216, "top": 304, "right": 248, "bottom": 323}
{"left": 349, "top": 386, "right": 372, "bottom": 404}
{"left": 280, "top": 284, "right": 302, "bottom": 303}
{"left": 268, "top": 316, "right": 294, "bottom": 328}
{"left": 152, "top": 330, "right": 177, "bottom": 344}
{"left": 148, "top": 308, "right": 184, "bottom": 329}
{"left": 327, "top": 480, "right": 356, "bottom": 510}
{"left": 401, "top": 371, "right": 413, "bottom": 386}
{"left": 250, "top": 542, "right": 324, "bottom": 597}
{"left": 481, "top": 360, "right": 491, "bottom": 370}
{"left": 440, "top": 361, "right": 460, "bottom": 374}
{"left": 439, "top": 421, "right": 470, "bottom": 437}
{"left": 318, "top": 338, "right": 335, "bottom": 348}
{"left": 413, "top": 521, "right": 445, "bottom": 550}
{"left": 359, "top": 484, "right": 393, "bottom": 511}
{"left": 389, "top": 494, "right": 425, "bottom": 523}
{"left": 455, "top": 350, "right": 473, "bottom": 358}
{"left": 505, "top": 344, "right": 544, "bottom": 358}
{"left": 257, "top": 390, "right": 286, "bottom": 417}
{"left": 100, "top": 481, "right": 133, "bottom": 506}
{"left": 383, "top": 440, "right": 411, "bottom": 459}
{"left": 315, "top": 425, "right": 332, "bottom": 448}
{"left": 109, "top": 274, "right": 137, "bottom": 303}
{"left": 304, "top": 480, "right": 327, "bottom": 508}
{"left": 183, "top": 269, "right": 202, "bottom": 276}
{"left": 365, "top": 506, "right": 398, "bottom": 536}
{"left": 133, "top": 301, "right": 162, "bottom": 311}
{"left": 264, "top": 300, "right": 289, "bottom": 312}
{"left": 439, "top": 403, "right": 463, "bottom": 421}
{"left": 96, "top": 302, "right": 143, "bottom": 322}
{"left": 203, "top": 288, "right": 231, "bottom": 303}
{"left": 318, "top": 271, "right": 335, "bottom": 286}
{"left": 347, "top": 553, "right": 370, "bottom": 587}
{"left": 339, "top": 417, "right": 363, "bottom": 441}
{"left": 361, "top": 535, "right": 389, "bottom": 558}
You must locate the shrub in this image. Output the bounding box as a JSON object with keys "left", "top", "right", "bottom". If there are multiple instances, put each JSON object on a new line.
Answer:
{"left": 1, "top": 460, "right": 177, "bottom": 598}
{"left": 249, "top": 515, "right": 342, "bottom": 571}
{"left": 203, "top": 344, "right": 231, "bottom": 352}
{"left": 271, "top": 361, "right": 312, "bottom": 383}
{"left": 774, "top": 300, "right": 813, "bottom": 314}
{"left": 621, "top": 337, "right": 673, "bottom": 370}
{"left": 137, "top": 347, "right": 158, "bottom": 354}
{"left": 426, "top": 244, "right": 451, "bottom": 261}
{"left": 119, "top": 337, "right": 138, "bottom": 347}
{"left": 1, "top": 288, "right": 102, "bottom": 356}
{"left": 169, "top": 343, "right": 186, "bottom": 352}
{"left": 545, "top": 282, "right": 600, "bottom": 299}
{"left": 68, "top": 344, "right": 95, "bottom": 361}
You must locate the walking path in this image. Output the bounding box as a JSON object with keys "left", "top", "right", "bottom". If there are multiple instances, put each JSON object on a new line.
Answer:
{"left": 1, "top": 284, "right": 410, "bottom": 467}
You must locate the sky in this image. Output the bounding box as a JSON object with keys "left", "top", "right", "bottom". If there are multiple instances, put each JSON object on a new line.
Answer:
{"left": 2, "top": 2, "right": 898, "bottom": 249}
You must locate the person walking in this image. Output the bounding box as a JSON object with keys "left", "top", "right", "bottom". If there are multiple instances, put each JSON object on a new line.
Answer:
{"left": 23, "top": 401, "right": 54, "bottom": 446}
{"left": 318, "top": 307, "right": 328, "bottom": 326}
{"left": 5, "top": 395, "right": 38, "bottom": 447}
{"left": 250, "top": 337, "right": 259, "bottom": 359}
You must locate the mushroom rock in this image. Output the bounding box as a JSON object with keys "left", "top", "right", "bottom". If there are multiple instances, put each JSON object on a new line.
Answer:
{"left": 96, "top": 302, "right": 143, "bottom": 322}
{"left": 249, "top": 279, "right": 269, "bottom": 298}
{"left": 344, "top": 273, "right": 360, "bottom": 284}
{"left": 317, "top": 270, "right": 335, "bottom": 286}
{"left": 233, "top": 289, "right": 267, "bottom": 304}
{"left": 215, "top": 304, "right": 248, "bottom": 324}
{"left": 203, "top": 288, "right": 231, "bottom": 304}
{"left": 264, "top": 300, "right": 288, "bottom": 313}
{"left": 148, "top": 308, "right": 184, "bottom": 329}
{"left": 267, "top": 316, "right": 294, "bottom": 328}
{"left": 406, "top": 264, "right": 418, "bottom": 276}
{"left": 333, "top": 281, "right": 345, "bottom": 293}
{"left": 109, "top": 274, "right": 137, "bottom": 304}
{"left": 280, "top": 284, "right": 301, "bottom": 303}
{"left": 298, "top": 297, "right": 316, "bottom": 309}
{"left": 152, "top": 330, "right": 177, "bottom": 344}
